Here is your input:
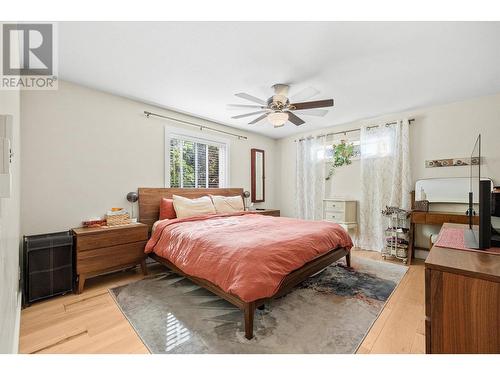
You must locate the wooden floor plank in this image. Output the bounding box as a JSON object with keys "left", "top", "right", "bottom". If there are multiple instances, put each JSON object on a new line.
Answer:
{"left": 358, "top": 305, "right": 393, "bottom": 352}
{"left": 355, "top": 249, "right": 425, "bottom": 354}
{"left": 410, "top": 332, "right": 426, "bottom": 354}
{"left": 20, "top": 251, "right": 426, "bottom": 354}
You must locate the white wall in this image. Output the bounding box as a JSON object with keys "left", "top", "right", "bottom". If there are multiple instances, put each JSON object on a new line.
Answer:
{"left": 0, "top": 89, "right": 21, "bottom": 353}
{"left": 277, "top": 93, "right": 500, "bottom": 249}
{"left": 21, "top": 81, "right": 278, "bottom": 235}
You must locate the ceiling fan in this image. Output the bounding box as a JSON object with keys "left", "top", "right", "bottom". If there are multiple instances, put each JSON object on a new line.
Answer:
{"left": 228, "top": 84, "right": 334, "bottom": 128}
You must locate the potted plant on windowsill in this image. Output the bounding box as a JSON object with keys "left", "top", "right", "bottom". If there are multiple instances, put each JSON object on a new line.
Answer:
{"left": 325, "top": 140, "right": 355, "bottom": 180}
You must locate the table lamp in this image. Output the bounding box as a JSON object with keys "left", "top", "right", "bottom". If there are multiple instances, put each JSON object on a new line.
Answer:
{"left": 243, "top": 191, "right": 251, "bottom": 210}
{"left": 126, "top": 191, "right": 139, "bottom": 221}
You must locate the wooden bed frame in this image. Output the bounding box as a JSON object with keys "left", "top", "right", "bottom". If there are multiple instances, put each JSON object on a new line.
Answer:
{"left": 138, "top": 187, "right": 351, "bottom": 339}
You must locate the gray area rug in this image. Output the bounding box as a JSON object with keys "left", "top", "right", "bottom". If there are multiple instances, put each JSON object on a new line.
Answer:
{"left": 109, "top": 256, "right": 407, "bottom": 354}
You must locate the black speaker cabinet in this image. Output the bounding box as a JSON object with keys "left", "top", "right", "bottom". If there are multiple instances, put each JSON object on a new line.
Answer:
{"left": 23, "top": 231, "right": 74, "bottom": 306}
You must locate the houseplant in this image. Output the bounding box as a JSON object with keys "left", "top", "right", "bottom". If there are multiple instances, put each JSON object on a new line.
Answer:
{"left": 325, "top": 140, "right": 355, "bottom": 180}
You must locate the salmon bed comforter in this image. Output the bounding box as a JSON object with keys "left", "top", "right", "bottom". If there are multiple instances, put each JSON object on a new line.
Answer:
{"left": 145, "top": 212, "right": 353, "bottom": 302}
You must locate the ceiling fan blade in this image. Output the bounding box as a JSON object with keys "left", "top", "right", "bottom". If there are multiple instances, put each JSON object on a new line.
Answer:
{"left": 227, "top": 104, "right": 266, "bottom": 110}
{"left": 235, "top": 92, "right": 267, "bottom": 105}
{"left": 290, "top": 99, "right": 334, "bottom": 110}
{"left": 290, "top": 87, "right": 320, "bottom": 102}
{"left": 293, "top": 109, "right": 328, "bottom": 117}
{"left": 232, "top": 110, "right": 268, "bottom": 119}
{"left": 249, "top": 113, "right": 269, "bottom": 125}
{"left": 286, "top": 111, "right": 306, "bottom": 126}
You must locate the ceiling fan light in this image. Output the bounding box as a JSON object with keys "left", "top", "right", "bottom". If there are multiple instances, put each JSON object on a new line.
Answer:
{"left": 272, "top": 94, "right": 288, "bottom": 105}
{"left": 268, "top": 112, "right": 289, "bottom": 126}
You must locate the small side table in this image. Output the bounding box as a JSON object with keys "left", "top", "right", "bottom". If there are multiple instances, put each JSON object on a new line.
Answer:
{"left": 252, "top": 209, "right": 280, "bottom": 217}
{"left": 72, "top": 223, "right": 149, "bottom": 294}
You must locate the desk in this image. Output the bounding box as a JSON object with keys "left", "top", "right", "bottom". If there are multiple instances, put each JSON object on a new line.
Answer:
{"left": 409, "top": 211, "right": 478, "bottom": 256}
{"left": 425, "top": 223, "right": 500, "bottom": 353}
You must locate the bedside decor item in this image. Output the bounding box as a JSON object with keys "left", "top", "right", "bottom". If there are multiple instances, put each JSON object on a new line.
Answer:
{"left": 326, "top": 140, "right": 355, "bottom": 180}
{"left": 414, "top": 200, "right": 430, "bottom": 212}
{"left": 127, "top": 191, "right": 139, "bottom": 222}
{"left": 425, "top": 156, "right": 480, "bottom": 168}
{"left": 243, "top": 190, "right": 251, "bottom": 210}
{"left": 106, "top": 208, "right": 131, "bottom": 226}
{"left": 72, "top": 223, "right": 148, "bottom": 293}
{"left": 82, "top": 218, "right": 107, "bottom": 228}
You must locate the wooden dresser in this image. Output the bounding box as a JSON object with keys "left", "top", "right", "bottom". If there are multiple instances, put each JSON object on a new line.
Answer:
{"left": 72, "top": 223, "right": 149, "bottom": 293}
{"left": 425, "top": 223, "right": 500, "bottom": 353}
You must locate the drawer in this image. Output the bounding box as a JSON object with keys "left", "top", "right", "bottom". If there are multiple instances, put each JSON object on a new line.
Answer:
{"left": 411, "top": 211, "right": 426, "bottom": 224}
{"left": 324, "top": 211, "right": 346, "bottom": 223}
{"left": 77, "top": 241, "right": 147, "bottom": 274}
{"left": 76, "top": 226, "right": 148, "bottom": 251}
{"left": 324, "top": 201, "right": 346, "bottom": 212}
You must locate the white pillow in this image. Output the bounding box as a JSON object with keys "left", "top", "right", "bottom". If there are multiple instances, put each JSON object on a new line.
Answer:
{"left": 172, "top": 195, "right": 216, "bottom": 219}
{"left": 210, "top": 195, "right": 244, "bottom": 214}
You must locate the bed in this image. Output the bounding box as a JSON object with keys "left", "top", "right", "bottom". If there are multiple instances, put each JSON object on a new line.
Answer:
{"left": 139, "top": 187, "right": 353, "bottom": 339}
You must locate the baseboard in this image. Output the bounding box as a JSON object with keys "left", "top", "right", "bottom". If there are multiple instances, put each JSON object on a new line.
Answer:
{"left": 12, "top": 292, "right": 21, "bottom": 353}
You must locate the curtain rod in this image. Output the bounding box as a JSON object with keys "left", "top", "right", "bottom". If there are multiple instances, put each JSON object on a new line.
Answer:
{"left": 144, "top": 111, "right": 248, "bottom": 140}
{"left": 295, "top": 118, "right": 415, "bottom": 142}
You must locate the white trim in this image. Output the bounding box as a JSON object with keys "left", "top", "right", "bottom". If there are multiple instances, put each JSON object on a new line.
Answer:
{"left": 164, "top": 126, "right": 230, "bottom": 188}
{"left": 12, "top": 292, "right": 21, "bottom": 353}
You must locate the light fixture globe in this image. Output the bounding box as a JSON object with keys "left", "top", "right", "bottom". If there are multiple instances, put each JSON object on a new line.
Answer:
{"left": 268, "top": 111, "right": 289, "bottom": 127}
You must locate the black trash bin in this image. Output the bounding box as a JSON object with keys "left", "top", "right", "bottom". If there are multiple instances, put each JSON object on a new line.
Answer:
{"left": 23, "top": 231, "right": 74, "bottom": 306}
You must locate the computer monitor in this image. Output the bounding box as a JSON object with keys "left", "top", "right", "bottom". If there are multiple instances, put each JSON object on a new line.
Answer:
{"left": 465, "top": 134, "right": 491, "bottom": 249}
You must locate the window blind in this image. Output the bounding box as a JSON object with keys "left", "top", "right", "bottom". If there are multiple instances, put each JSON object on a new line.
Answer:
{"left": 169, "top": 136, "right": 226, "bottom": 188}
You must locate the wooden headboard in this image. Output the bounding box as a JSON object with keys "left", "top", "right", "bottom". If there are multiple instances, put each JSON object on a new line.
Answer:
{"left": 138, "top": 187, "right": 244, "bottom": 231}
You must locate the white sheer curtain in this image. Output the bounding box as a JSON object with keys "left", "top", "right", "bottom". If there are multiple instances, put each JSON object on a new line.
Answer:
{"left": 296, "top": 136, "right": 326, "bottom": 220}
{"left": 358, "top": 119, "right": 412, "bottom": 251}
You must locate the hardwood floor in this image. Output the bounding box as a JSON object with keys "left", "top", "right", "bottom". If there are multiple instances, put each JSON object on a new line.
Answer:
{"left": 19, "top": 266, "right": 161, "bottom": 354}
{"left": 355, "top": 249, "right": 425, "bottom": 354}
{"left": 19, "top": 249, "right": 425, "bottom": 354}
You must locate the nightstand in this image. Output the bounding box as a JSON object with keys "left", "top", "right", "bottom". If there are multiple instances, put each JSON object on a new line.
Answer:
{"left": 253, "top": 209, "right": 280, "bottom": 217}
{"left": 72, "top": 223, "right": 149, "bottom": 294}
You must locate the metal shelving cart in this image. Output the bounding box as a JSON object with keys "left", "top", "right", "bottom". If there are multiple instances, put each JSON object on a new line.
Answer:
{"left": 381, "top": 206, "right": 411, "bottom": 265}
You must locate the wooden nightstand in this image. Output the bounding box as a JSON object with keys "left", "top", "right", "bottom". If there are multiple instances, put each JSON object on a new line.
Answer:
{"left": 72, "top": 223, "right": 149, "bottom": 294}
{"left": 253, "top": 209, "right": 280, "bottom": 217}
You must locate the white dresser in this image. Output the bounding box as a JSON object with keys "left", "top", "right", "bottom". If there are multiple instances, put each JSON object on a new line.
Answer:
{"left": 323, "top": 199, "right": 357, "bottom": 232}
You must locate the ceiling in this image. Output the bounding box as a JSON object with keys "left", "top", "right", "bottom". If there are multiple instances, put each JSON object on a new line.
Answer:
{"left": 58, "top": 22, "right": 500, "bottom": 139}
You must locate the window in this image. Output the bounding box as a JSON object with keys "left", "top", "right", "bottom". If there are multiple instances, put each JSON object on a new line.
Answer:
{"left": 360, "top": 128, "right": 394, "bottom": 159}
{"left": 167, "top": 133, "right": 228, "bottom": 188}
{"left": 325, "top": 141, "right": 361, "bottom": 160}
